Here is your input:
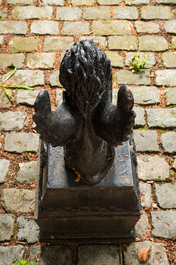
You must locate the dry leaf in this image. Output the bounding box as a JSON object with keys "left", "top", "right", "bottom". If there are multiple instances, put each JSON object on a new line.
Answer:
{"left": 138, "top": 246, "right": 151, "bottom": 262}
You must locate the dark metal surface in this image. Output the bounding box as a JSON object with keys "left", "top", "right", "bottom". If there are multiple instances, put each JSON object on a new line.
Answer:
{"left": 33, "top": 40, "right": 135, "bottom": 185}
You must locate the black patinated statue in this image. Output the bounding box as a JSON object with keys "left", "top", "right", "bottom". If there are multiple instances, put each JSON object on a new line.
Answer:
{"left": 33, "top": 40, "right": 135, "bottom": 185}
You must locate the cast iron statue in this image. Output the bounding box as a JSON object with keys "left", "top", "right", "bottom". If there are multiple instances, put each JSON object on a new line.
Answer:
{"left": 33, "top": 40, "right": 135, "bottom": 185}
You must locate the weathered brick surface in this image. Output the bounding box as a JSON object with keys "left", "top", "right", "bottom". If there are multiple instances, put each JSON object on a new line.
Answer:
{"left": 130, "top": 86, "right": 160, "bottom": 105}
{"left": 135, "top": 214, "right": 150, "bottom": 238}
{"left": 135, "top": 21, "right": 160, "bottom": 34}
{"left": 31, "top": 21, "right": 59, "bottom": 35}
{"left": 116, "top": 70, "right": 151, "bottom": 85}
{"left": 92, "top": 21, "right": 132, "bottom": 36}
{"left": 17, "top": 161, "right": 38, "bottom": 183}
{"left": 155, "top": 183, "right": 176, "bottom": 209}
{"left": 27, "top": 53, "right": 56, "bottom": 69}
{"left": 161, "top": 132, "right": 176, "bottom": 153}
{"left": 155, "top": 70, "right": 176, "bottom": 86}
{"left": 164, "top": 20, "right": 176, "bottom": 34}
{"left": 0, "top": 246, "right": 24, "bottom": 265}
{"left": 83, "top": 7, "right": 111, "bottom": 20}
{"left": 62, "top": 22, "right": 90, "bottom": 35}
{"left": 146, "top": 108, "right": 176, "bottom": 128}
{"left": 139, "top": 36, "right": 168, "bottom": 51}
{"left": 113, "top": 7, "right": 138, "bottom": 20}
{"left": 108, "top": 36, "right": 137, "bottom": 50}
{"left": 56, "top": 7, "right": 81, "bottom": 20}
{"left": 43, "top": 37, "right": 74, "bottom": 52}
{"left": 0, "top": 111, "right": 27, "bottom": 131}
{"left": 141, "top": 6, "right": 172, "bottom": 20}
{"left": 0, "top": 54, "right": 25, "bottom": 68}
{"left": 151, "top": 211, "right": 176, "bottom": 239}
{"left": 0, "top": 159, "right": 10, "bottom": 184}
{"left": 125, "top": 0, "right": 150, "bottom": 4}
{"left": 165, "top": 87, "right": 176, "bottom": 105}
{"left": 106, "top": 51, "right": 123, "bottom": 68}
{"left": 0, "top": 21, "right": 28, "bottom": 34}
{"left": 49, "top": 71, "right": 63, "bottom": 87}
{"left": 134, "top": 130, "right": 159, "bottom": 152}
{"left": 133, "top": 107, "right": 145, "bottom": 127}
{"left": 162, "top": 52, "right": 176, "bottom": 68}
{"left": 9, "top": 37, "right": 39, "bottom": 53}
{"left": 17, "top": 217, "right": 40, "bottom": 243}
{"left": 0, "top": 214, "right": 15, "bottom": 242}
{"left": 12, "top": 6, "right": 53, "bottom": 20}
{"left": 40, "top": 0, "right": 64, "bottom": 5}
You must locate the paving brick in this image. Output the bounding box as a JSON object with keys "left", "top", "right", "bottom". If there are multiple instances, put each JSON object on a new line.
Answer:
{"left": 165, "top": 87, "right": 176, "bottom": 105}
{"left": 155, "top": 183, "right": 176, "bottom": 209}
{"left": 125, "top": 52, "right": 155, "bottom": 68}
{"left": 147, "top": 108, "right": 176, "bottom": 128}
{"left": 165, "top": 20, "right": 176, "bottom": 34}
{"left": 130, "top": 86, "right": 160, "bottom": 105}
{"left": 12, "top": 6, "right": 53, "bottom": 19}
{"left": 151, "top": 211, "right": 176, "bottom": 239}
{"left": 109, "top": 36, "right": 137, "bottom": 50}
{"left": 135, "top": 214, "right": 150, "bottom": 238}
{"left": 77, "top": 245, "right": 120, "bottom": 265}
{"left": 125, "top": 0, "right": 150, "bottom": 4}
{"left": 162, "top": 52, "right": 176, "bottom": 68}
{"left": 29, "top": 246, "right": 72, "bottom": 264}
{"left": 0, "top": 111, "right": 27, "bottom": 131}
{"left": 0, "top": 54, "right": 25, "bottom": 69}
{"left": 4, "top": 133, "right": 39, "bottom": 153}
{"left": 0, "top": 246, "right": 24, "bottom": 265}
{"left": 3, "top": 70, "right": 44, "bottom": 87}
{"left": 7, "top": 0, "right": 32, "bottom": 4}
{"left": 124, "top": 242, "right": 169, "bottom": 265}
{"left": 139, "top": 182, "right": 152, "bottom": 207}
{"left": 56, "top": 7, "right": 81, "bottom": 20}
{"left": 17, "top": 217, "right": 40, "bottom": 243}
{"left": 62, "top": 22, "right": 90, "bottom": 35}
{"left": 0, "top": 90, "right": 11, "bottom": 109}
{"left": 141, "top": 6, "right": 172, "bottom": 20}
{"left": 105, "top": 51, "right": 123, "bottom": 68}
{"left": 16, "top": 91, "right": 34, "bottom": 109}
{"left": 83, "top": 7, "right": 111, "bottom": 20}
{"left": 17, "top": 161, "right": 38, "bottom": 183}
{"left": 0, "top": 159, "right": 10, "bottom": 184}
{"left": 9, "top": 37, "right": 39, "bottom": 53}
{"left": 43, "top": 37, "right": 74, "bottom": 52}
{"left": 49, "top": 71, "right": 63, "bottom": 87}
{"left": 1, "top": 188, "right": 35, "bottom": 214}
{"left": 0, "top": 8, "right": 7, "bottom": 20}
{"left": 155, "top": 70, "right": 176, "bottom": 86}
{"left": 27, "top": 53, "right": 56, "bottom": 69}
{"left": 31, "top": 21, "right": 59, "bottom": 35}
{"left": 0, "top": 214, "right": 15, "bottom": 242}
{"left": 135, "top": 21, "right": 160, "bottom": 34}
{"left": 97, "top": 0, "right": 122, "bottom": 4}
{"left": 92, "top": 21, "right": 131, "bottom": 36}
{"left": 72, "top": 0, "right": 95, "bottom": 4}
{"left": 161, "top": 132, "right": 176, "bottom": 154}
{"left": 113, "top": 7, "right": 138, "bottom": 20}
{"left": 116, "top": 70, "right": 151, "bottom": 85}
{"left": 80, "top": 36, "right": 106, "bottom": 48}
{"left": 56, "top": 89, "right": 63, "bottom": 106}
{"left": 134, "top": 130, "right": 159, "bottom": 152}
{"left": 39, "top": 0, "right": 64, "bottom": 5}
{"left": 139, "top": 36, "right": 168, "bottom": 52}
{"left": 133, "top": 106, "right": 145, "bottom": 127}
{"left": 137, "top": 155, "right": 169, "bottom": 181}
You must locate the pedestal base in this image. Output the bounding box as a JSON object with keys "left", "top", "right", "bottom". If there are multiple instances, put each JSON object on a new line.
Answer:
{"left": 35, "top": 137, "right": 141, "bottom": 243}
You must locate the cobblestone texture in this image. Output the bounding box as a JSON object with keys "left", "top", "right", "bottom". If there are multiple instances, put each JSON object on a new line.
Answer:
{"left": 133, "top": 107, "right": 145, "bottom": 127}
{"left": 0, "top": 21, "right": 28, "bottom": 34}
{"left": 151, "top": 211, "right": 176, "bottom": 239}
{"left": 43, "top": 37, "right": 74, "bottom": 52}
{"left": 139, "top": 182, "right": 152, "bottom": 207}
{"left": 27, "top": 53, "right": 56, "bottom": 69}
{"left": 31, "top": 21, "right": 59, "bottom": 35}
{"left": 130, "top": 86, "right": 160, "bottom": 105}
{"left": 9, "top": 37, "right": 39, "bottom": 53}
{"left": 146, "top": 108, "right": 176, "bottom": 128}
{"left": 62, "top": 22, "right": 90, "bottom": 35}
{"left": 139, "top": 36, "right": 168, "bottom": 51}
{"left": 113, "top": 7, "right": 138, "bottom": 20}
{"left": 0, "top": 111, "right": 27, "bottom": 131}
{"left": 83, "top": 7, "right": 111, "bottom": 20}
{"left": 12, "top": 6, "right": 53, "bottom": 20}
{"left": 17, "top": 161, "right": 38, "bottom": 183}
{"left": 161, "top": 132, "right": 176, "bottom": 153}
{"left": 141, "top": 6, "right": 172, "bottom": 20}
{"left": 165, "top": 87, "right": 176, "bottom": 105}
{"left": 0, "top": 246, "right": 24, "bottom": 265}
{"left": 155, "top": 70, "right": 176, "bottom": 86}
{"left": 137, "top": 155, "right": 169, "bottom": 181}
{"left": 92, "top": 21, "right": 131, "bottom": 36}
{"left": 56, "top": 7, "right": 81, "bottom": 20}
{"left": 108, "top": 36, "right": 137, "bottom": 50}
{"left": 0, "top": 214, "right": 15, "bottom": 242}
{"left": 134, "top": 130, "right": 159, "bottom": 152}
{"left": 17, "top": 217, "right": 40, "bottom": 243}
{"left": 1, "top": 188, "right": 35, "bottom": 214}
{"left": 135, "top": 214, "right": 150, "bottom": 238}
{"left": 116, "top": 70, "right": 151, "bottom": 85}
{"left": 16, "top": 90, "right": 40, "bottom": 106}
{"left": 135, "top": 21, "right": 160, "bottom": 34}
{"left": 0, "top": 54, "right": 25, "bottom": 68}
{"left": 0, "top": 159, "right": 10, "bottom": 184}
{"left": 155, "top": 183, "right": 176, "bottom": 208}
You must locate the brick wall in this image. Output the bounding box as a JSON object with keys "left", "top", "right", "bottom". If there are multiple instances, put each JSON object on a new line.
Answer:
{"left": 0, "top": 0, "right": 176, "bottom": 264}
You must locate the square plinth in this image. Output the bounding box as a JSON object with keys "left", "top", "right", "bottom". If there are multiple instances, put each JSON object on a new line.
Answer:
{"left": 35, "top": 138, "right": 141, "bottom": 243}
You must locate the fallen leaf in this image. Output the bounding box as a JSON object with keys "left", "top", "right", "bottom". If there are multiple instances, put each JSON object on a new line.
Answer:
{"left": 138, "top": 246, "right": 151, "bottom": 262}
